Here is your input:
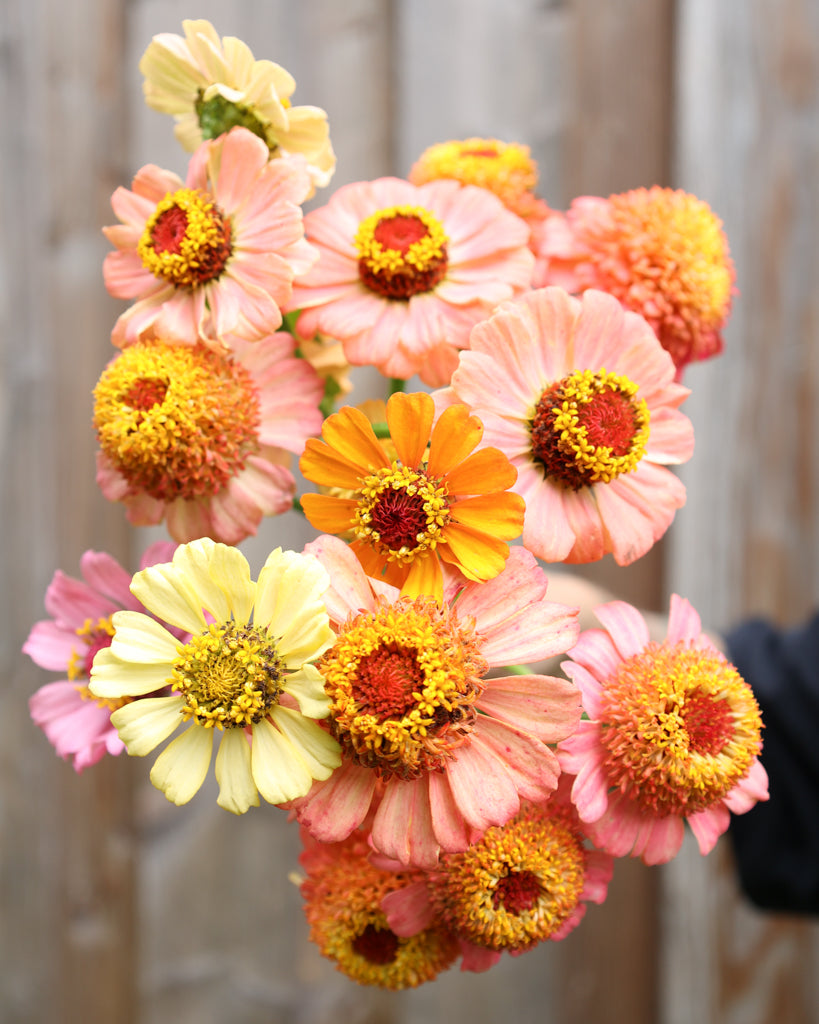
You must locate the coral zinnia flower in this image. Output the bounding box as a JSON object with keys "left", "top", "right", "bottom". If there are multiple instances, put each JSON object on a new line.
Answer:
{"left": 436, "top": 286, "right": 694, "bottom": 565}
{"left": 288, "top": 177, "right": 534, "bottom": 387}
{"left": 382, "top": 790, "right": 614, "bottom": 971}
{"left": 139, "top": 19, "right": 335, "bottom": 195}
{"left": 94, "top": 331, "right": 322, "bottom": 544}
{"left": 557, "top": 595, "right": 769, "bottom": 864}
{"left": 291, "top": 535, "right": 581, "bottom": 868}
{"left": 90, "top": 540, "right": 341, "bottom": 813}
{"left": 103, "top": 126, "right": 317, "bottom": 348}
{"left": 534, "top": 187, "right": 735, "bottom": 375}
{"left": 299, "top": 391, "right": 525, "bottom": 600}
{"left": 409, "top": 136, "right": 552, "bottom": 225}
{"left": 297, "top": 829, "right": 458, "bottom": 989}
{"left": 23, "top": 542, "right": 178, "bottom": 771}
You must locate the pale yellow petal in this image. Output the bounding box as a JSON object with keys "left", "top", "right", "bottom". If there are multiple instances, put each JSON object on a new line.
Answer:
{"left": 111, "top": 696, "right": 185, "bottom": 756}
{"left": 173, "top": 538, "right": 255, "bottom": 624}
{"left": 204, "top": 541, "right": 255, "bottom": 623}
{"left": 130, "top": 561, "right": 207, "bottom": 635}
{"left": 215, "top": 728, "right": 260, "bottom": 815}
{"left": 250, "top": 718, "right": 311, "bottom": 805}
{"left": 149, "top": 724, "right": 214, "bottom": 806}
{"left": 282, "top": 664, "right": 331, "bottom": 719}
{"left": 270, "top": 706, "right": 340, "bottom": 780}
{"left": 90, "top": 648, "right": 173, "bottom": 698}
{"left": 109, "top": 610, "right": 180, "bottom": 664}
{"left": 256, "top": 551, "right": 333, "bottom": 665}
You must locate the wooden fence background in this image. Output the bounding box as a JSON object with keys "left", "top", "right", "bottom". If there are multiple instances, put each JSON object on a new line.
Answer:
{"left": 1, "top": 0, "right": 818, "bottom": 1021}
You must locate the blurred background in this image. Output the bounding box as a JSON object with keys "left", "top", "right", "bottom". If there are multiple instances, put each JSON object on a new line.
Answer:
{"left": 1, "top": 1, "right": 818, "bottom": 1021}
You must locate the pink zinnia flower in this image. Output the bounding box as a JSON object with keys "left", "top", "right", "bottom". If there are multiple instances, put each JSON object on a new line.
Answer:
{"left": 533, "top": 187, "right": 735, "bottom": 376}
{"left": 103, "top": 126, "right": 317, "bottom": 348}
{"left": 288, "top": 177, "right": 534, "bottom": 387}
{"left": 557, "top": 596, "right": 769, "bottom": 865}
{"left": 24, "top": 542, "right": 178, "bottom": 771}
{"left": 382, "top": 784, "right": 614, "bottom": 972}
{"left": 435, "top": 286, "right": 695, "bottom": 565}
{"left": 291, "top": 535, "right": 581, "bottom": 869}
{"left": 93, "top": 331, "right": 323, "bottom": 543}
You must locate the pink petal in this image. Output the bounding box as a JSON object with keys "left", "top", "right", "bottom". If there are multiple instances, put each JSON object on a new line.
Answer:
{"left": 381, "top": 882, "right": 435, "bottom": 937}
{"left": 477, "top": 675, "right": 581, "bottom": 744}
{"left": 296, "top": 761, "right": 377, "bottom": 843}
{"left": 686, "top": 804, "right": 730, "bottom": 856}
{"left": 303, "top": 535, "right": 386, "bottom": 624}
{"left": 79, "top": 551, "right": 134, "bottom": 609}
{"left": 593, "top": 601, "right": 650, "bottom": 661}
{"left": 427, "top": 770, "right": 475, "bottom": 854}
{"left": 473, "top": 717, "right": 562, "bottom": 803}
{"left": 443, "top": 740, "right": 520, "bottom": 834}
{"left": 371, "top": 776, "right": 439, "bottom": 869}
{"left": 666, "top": 594, "right": 703, "bottom": 645}
{"left": 23, "top": 621, "right": 79, "bottom": 671}
{"left": 722, "top": 758, "right": 769, "bottom": 812}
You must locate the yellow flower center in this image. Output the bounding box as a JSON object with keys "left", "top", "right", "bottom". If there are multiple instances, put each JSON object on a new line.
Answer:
{"left": 171, "top": 622, "right": 285, "bottom": 729}
{"left": 354, "top": 205, "right": 449, "bottom": 299}
{"left": 599, "top": 641, "right": 763, "bottom": 816}
{"left": 137, "top": 187, "right": 232, "bottom": 287}
{"left": 530, "top": 368, "right": 650, "bottom": 490}
{"left": 300, "top": 838, "right": 457, "bottom": 989}
{"left": 319, "top": 597, "right": 487, "bottom": 778}
{"left": 67, "top": 616, "right": 116, "bottom": 681}
{"left": 431, "top": 803, "right": 587, "bottom": 952}
{"left": 93, "top": 340, "right": 261, "bottom": 502}
{"left": 411, "top": 137, "right": 539, "bottom": 216}
{"left": 354, "top": 463, "right": 451, "bottom": 565}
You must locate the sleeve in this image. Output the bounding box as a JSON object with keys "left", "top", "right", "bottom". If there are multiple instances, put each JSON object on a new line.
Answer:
{"left": 726, "top": 612, "right": 819, "bottom": 914}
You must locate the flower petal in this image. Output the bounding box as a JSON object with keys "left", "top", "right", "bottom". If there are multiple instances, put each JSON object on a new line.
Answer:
{"left": 111, "top": 695, "right": 185, "bottom": 756}
{"left": 149, "top": 723, "right": 214, "bottom": 805}
{"left": 215, "top": 728, "right": 260, "bottom": 815}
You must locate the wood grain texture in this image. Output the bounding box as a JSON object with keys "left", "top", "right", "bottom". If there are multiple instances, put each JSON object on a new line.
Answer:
{"left": 666, "top": 2, "right": 819, "bottom": 1023}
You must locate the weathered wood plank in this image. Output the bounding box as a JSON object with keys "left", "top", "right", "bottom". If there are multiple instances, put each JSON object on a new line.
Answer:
{"left": 666, "top": 1, "right": 819, "bottom": 1022}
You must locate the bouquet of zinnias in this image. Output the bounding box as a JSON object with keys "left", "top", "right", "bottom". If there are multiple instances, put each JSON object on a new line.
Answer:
{"left": 23, "top": 19, "right": 767, "bottom": 990}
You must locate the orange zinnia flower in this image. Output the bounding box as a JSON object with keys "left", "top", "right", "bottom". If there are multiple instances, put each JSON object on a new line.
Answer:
{"left": 299, "top": 392, "right": 525, "bottom": 601}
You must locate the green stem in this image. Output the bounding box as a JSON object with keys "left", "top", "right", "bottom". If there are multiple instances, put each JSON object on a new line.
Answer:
{"left": 388, "top": 377, "right": 407, "bottom": 396}
{"left": 372, "top": 421, "right": 391, "bottom": 439}
{"left": 504, "top": 664, "right": 530, "bottom": 675}
{"left": 292, "top": 496, "right": 305, "bottom": 516}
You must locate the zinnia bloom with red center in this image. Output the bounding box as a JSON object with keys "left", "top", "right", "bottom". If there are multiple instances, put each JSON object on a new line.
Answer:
{"left": 288, "top": 176, "right": 534, "bottom": 386}
{"left": 23, "top": 542, "right": 178, "bottom": 771}
{"left": 94, "top": 331, "right": 322, "bottom": 543}
{"left": 436, "top": 286, "right": 694, "bottom": 565}
{"left": 534, "top": 186, "right": 735, "bottom": 375}
{"left": 103, "top": 126, "right": 317, "bottom": 348}
{"left": 297, "top": 829, "right": 458, "bottom": 989}
{"left": 382, "top": 787, "right": 614, "bottom": 971}
{"left": 299, "top": 391, "right": 525, "bottom": 600}
{"left": 290, "top": 535, "right": 581, "bottom": 869}
{"left": 557, "top": 596, "right": 769, "bottom": 865}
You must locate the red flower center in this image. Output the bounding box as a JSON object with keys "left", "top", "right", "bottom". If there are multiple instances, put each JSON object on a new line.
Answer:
{"left": 151, "top": 206, "right": 189, "bottom": 254}
{"left": 373, "top": 214, "right": 429, "bottom": 252}
{"left": 531, "top": 369, "right": 649, "bottom": 489}
{"left": 123, "top": 377, "right": 169, "bottom": 410}
{"left": 351, "top": 924, "right": 400, "bottom": 965}
{"left": 681, "top": 688, "right": 735, "bottom": 756}
{"left": 369, "top": 487, "right": 430, "bottom": 550}
{"left": 355, "top": 205, "right": 449, "bottom": 300}
{"left": 353, "top": 645, "right": 425, "bottom": 721}
{"left": 138, "top": 187, "right": 233, "bottom": 287}
{"left": 492, "top": 870, "right": 542, "bottom": 915}
{"left": 460, "top": 147, "right": 500, "bottom": 158}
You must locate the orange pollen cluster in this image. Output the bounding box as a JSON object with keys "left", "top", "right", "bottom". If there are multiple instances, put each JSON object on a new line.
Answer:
{"left": 299, "top": 837, "right": 458, "bottom": 989}
{"left": 355, "top": 205, "right": 449, "bottom": 299}
{"left": 138, "top": 187, "right": 232, "bottom": 287}
{"left": 598, "top": 640, "right": 763, "bottom": 817}
{"left": 93, "top": 340, "right": 261, "bottom": 503}
{"left": 430, "top": 803, "right": 587, "bottom": 952}
{"left": 531, "top": 368, "right": 649, "bottom": 490}
{"left": 318, "top": 596, "right": 487, "bottom": 779}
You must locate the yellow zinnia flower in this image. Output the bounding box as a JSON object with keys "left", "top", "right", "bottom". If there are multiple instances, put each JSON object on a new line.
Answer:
{"left": 89, "top": 539, "right": 341, "bottom": 813}
{"left": 139, "top": 19, "right": 335, "bottom": 196}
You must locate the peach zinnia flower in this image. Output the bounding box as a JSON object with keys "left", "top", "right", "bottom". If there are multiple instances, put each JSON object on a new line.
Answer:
{"left": 94, "top": 332, "right": 322, "bottom": 544}
{"left": 288, "top": 177, "right": 534, "bottom": 386}
{"left": 139, "top": 19, "right": 335, "bottom": 194}
{"left": 297, "top": 829, "right": 458, "bottom": 989}
{"left": 291, "top": 535, "right": 581, "bottom": 868}
{"left": 382, "top": 790, "right": 614, "bottom": 971}
{"left": 436, "top": 286, "right": 694, "bottom": 565}
{"left": 103, "top": 126, "right": 316, "bottom": 348}
{"left": 558, "top": 596, "right": 769, "bottom": 865}
{"left": 90, "top": 540, "right": 341, "bottom": 813}
{"left": 299, "top": 391, "right": 525, "bottom": 600}
{"left": 23, "top": 542, "right": 178, "bottom": 771}
{"left": 535, "top": 186, "right": 735, "bottom": 375}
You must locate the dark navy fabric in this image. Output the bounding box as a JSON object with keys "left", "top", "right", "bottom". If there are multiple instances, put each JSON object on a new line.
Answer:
{"left": 726, "top": 613, "right": 819, "bottom": 914}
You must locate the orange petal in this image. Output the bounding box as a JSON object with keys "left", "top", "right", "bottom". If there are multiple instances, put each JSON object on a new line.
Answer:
{"left": 300, "top": 439, "right": 369, "bottom": 489}
{"left": 400, "top": 552, "right": 444, "bottom": 603}
{"left": 349, "top": 540, "right": 409, "bottom": 589}
{"left": 440, "top": 522, "right": 510, "bottom": 582}
{"left": 426, "top": 404, "right": 484, "bottom": 478}
{"left": 451, "top": 492, "right": 525, "bottom": 540}
{"left": 386, "top": 392, "right": 434, "bottom": 468}
{"left": 441, "top": 446, "right": 518, "bottom": 495}
{"left": 300, "top": 493, "right": 358, "bottom": 534}
{"left": 321, "top": 405, "right": 391, "bottom": 474}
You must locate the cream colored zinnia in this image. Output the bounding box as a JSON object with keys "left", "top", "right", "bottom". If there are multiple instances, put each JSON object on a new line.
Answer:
{"left": 89, "top": 539, "right": 341, "bottom": 813}
{"left": 139, "top": 19, "right": 335, "bottom": 195}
